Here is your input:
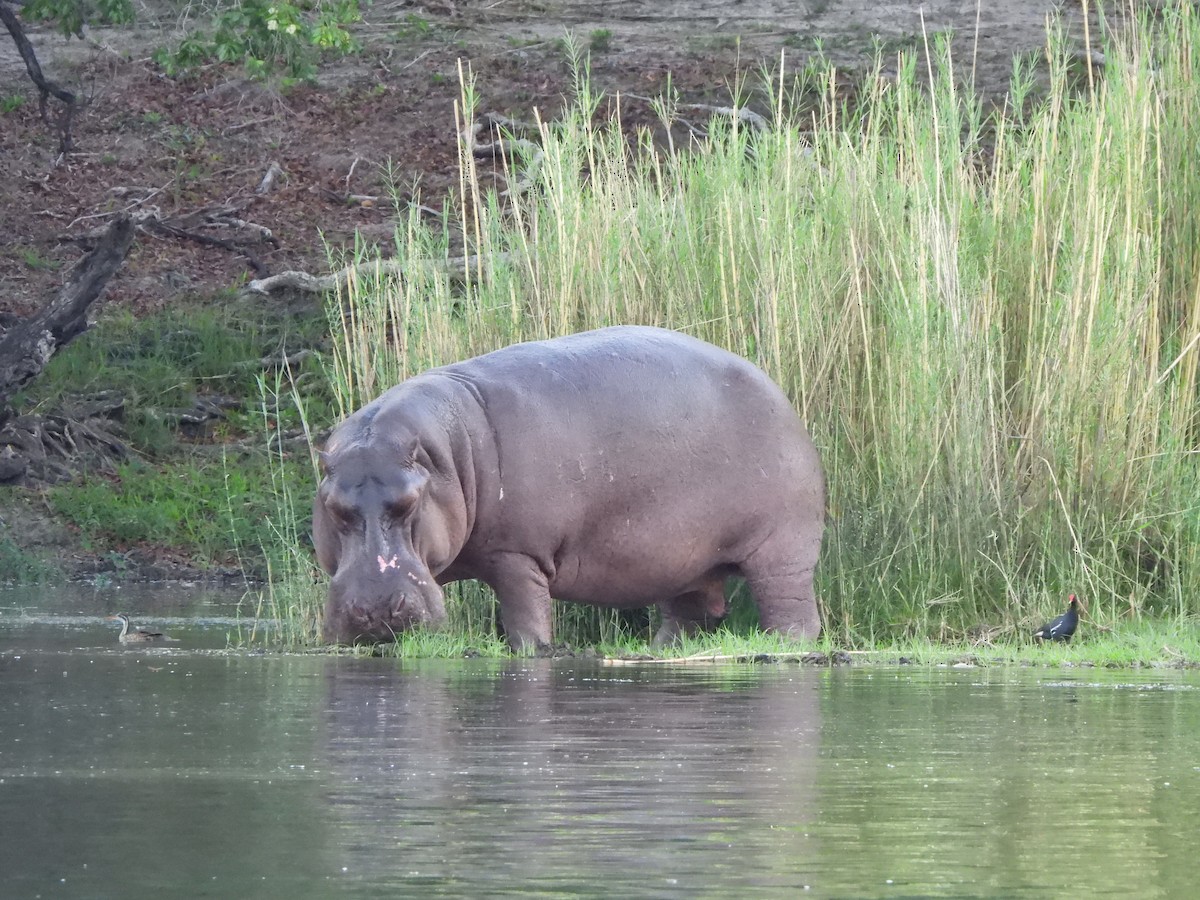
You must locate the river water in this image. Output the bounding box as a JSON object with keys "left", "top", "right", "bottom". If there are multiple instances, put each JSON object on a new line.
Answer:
{"left": 2, "top": 584, "right": 1198, "bottom": 898}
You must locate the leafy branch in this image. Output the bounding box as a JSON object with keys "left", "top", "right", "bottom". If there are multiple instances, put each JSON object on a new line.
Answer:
{"left": 155, "top": 1, "right": 362, "bottom": 83}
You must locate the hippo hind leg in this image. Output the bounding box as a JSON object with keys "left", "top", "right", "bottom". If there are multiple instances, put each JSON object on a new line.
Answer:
{"left": 740, "top": 535, "right": 821, "bottom": 640}
{"left": 653, "top": 578, "right": 728, "bottom": 647}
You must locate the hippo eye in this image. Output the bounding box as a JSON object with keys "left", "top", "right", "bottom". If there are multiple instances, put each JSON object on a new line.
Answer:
{"left": 326, "top": 499, "right": 362, "bottom": 530}
{"left": 384, "top": 488, "right": 421, "bottom": 522}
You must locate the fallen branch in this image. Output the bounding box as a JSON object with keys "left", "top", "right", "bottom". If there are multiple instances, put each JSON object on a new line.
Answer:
{"left": 0, "top": 406, "right": 129, "bottom": 484}
{"left": 62, "top": 206, "right": 275, "bottom": 274}
{"left": 0, "top": 215, "right": 135, "bottom": 412}
{"left": 142, "top": 218, "right": 270, "bottom": 276}
{"left": 624, "top": 94, "right": 771, "bottom": 132}
{"left": 256, "top": 161, "right": 284, "bottom": 195}
{"left": 602, "top": 649, "right": 852, "bottom": 666}
{"left": 242, "top": 252, "right": 513, "bottom": 297}
{"left": 68, "top": 183, "right": 173, "bottom": 229}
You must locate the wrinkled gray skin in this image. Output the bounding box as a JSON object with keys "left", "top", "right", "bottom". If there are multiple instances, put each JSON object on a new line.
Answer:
{"left": 314, "top": 326, "right": 825, "bottom": 650}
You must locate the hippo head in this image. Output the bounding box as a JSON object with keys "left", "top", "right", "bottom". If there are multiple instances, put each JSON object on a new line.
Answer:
{"left": 314, "top": 438, "right": 459, "bottom": 645}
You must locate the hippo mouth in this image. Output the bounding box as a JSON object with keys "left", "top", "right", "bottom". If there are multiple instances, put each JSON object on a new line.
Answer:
{"left": 322, "top": 588, "right": 449, "bottom": 645}
{"left": 324, "top": 605, "right": 416, "bottom": 645}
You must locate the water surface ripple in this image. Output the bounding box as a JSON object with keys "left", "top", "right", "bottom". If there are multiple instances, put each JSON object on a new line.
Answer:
{"left": 2, "top": 598, "right": 1198, "bottom": 897}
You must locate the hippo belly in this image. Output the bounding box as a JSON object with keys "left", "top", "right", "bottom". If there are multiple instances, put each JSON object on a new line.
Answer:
{"left": 314, "top": 325, "right": 825, "bottom": 649}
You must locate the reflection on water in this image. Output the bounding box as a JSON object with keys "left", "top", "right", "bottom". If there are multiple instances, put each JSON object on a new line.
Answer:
{"left": 320, "top": 661, "right": 820, "bottom": 895}
{"left": 2, "top": 585, "right": 1199, "bottom": 897}
{"left": 0, "top": 580, "right": 262, "bottom": 650}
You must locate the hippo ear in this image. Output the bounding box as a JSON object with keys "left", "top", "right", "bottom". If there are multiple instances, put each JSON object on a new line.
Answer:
{"left": 317, "top": 450, "right": 332, "bottom": 476}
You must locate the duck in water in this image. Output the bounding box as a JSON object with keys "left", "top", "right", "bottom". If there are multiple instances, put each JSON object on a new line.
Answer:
{"left": 107, "top": 613, "right": 177, "bottom": 644}
{"left": 1032, "top": 594, "right": 1081, "bottom": 643}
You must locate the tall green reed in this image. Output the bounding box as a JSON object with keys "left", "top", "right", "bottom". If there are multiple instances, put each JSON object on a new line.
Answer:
{"left": 280, "top": 3, "right": 1200, "bottom": 645}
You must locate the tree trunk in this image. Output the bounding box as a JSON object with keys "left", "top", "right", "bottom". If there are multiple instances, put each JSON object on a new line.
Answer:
{"left": 0, "top": 215, "right": 135, "bottom": 419}
{"left": 0, "top": 1, "right": 78, "bottom": 154}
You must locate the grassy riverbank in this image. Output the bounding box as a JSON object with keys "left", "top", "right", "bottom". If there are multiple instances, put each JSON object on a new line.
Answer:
{"left": 313, "top": 618, "right": 1200, "bottom": 669}
{"left": 272, "top": 4, "right": 1200, "bottom": 646}
{"left": 3, "top": 294, "right": 330, "bottom": 580}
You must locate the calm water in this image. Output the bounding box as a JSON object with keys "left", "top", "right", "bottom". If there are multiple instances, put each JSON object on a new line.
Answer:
{"left": 2, "top": 585, "right": 1198, "bottom": 898}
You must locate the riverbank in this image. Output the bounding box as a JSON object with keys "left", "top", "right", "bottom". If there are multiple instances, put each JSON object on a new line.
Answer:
{"left": 300, "top": 619, "right": 1200, "bottom": 669}
{"left": 0, "top": 290, "right": 326, "bottom": 582}
{"left": 5, "top": 4, "right": 1199, "bottom": 649}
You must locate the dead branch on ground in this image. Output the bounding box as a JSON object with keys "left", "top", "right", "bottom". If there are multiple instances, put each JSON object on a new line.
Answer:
{"left": 462, "top": 113, "right": 545, "bottom": 197}
{"left": 241, "top": 252, "right": 512, "bottom": 297}
{"left": 61, "top": 205, "right": 276, "bottom": 275}
{"left": 0, "top": 215, "right": 135, "bottom": 413}
{"left": 624, "top": 94, "right": 771, "bottom": 133}
{"left": 0, "top": 393, "right": 129, "bottom": 484}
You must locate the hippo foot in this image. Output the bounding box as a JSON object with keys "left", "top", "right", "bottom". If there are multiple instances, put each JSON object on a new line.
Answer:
{"left": 651, "top": 618, "right": 719, "bottom": 648}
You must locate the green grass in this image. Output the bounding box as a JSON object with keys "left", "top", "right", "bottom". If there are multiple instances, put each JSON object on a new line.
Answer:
{"left": 830, "top": 617, "right": 1200, "bottom": 668}
{"left": 594, "top": 616, "right": 1200, "bottom": 668}
{"left": 381, "top": 628, "right": 512, "bottom": 659}
{"left": 588, "top": 28, "right": 613, "bottom": 53}
{"left": 19, "top": 297, "right": 332, "bottom": 455}
{"left": 44, "top": 447, "right": 311, "bottom": 574}
{"left": 1, "top": 295, "right": 332, "bottom": 582}
{"left": 241, "top": 618, "right": 1200, "bottom": 668}
{"left": 0, "top": 536, "right": 59, "bottom": 585}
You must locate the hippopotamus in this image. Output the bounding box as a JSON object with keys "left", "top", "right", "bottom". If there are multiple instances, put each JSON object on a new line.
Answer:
{"left": 313, "top": 325, "right": 825, "bottom": 649}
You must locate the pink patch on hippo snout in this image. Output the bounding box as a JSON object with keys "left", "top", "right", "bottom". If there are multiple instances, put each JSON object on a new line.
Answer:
{"left": 375, "top": 554, "right": 430, "bottom": 588}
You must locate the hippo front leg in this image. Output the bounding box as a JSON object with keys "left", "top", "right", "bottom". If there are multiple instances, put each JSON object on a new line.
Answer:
{"left": 486, "top": 555, "right": 554, "bottom": 653}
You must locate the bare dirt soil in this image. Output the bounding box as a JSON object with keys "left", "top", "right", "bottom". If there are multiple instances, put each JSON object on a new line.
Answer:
{"left": 1, "top": 1, "right": 1104, "bottom": 319}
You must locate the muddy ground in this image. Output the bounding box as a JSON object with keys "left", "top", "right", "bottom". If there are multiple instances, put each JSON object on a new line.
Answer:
{"left": 1, "top": 1, "right": 1107, "bottom": 318}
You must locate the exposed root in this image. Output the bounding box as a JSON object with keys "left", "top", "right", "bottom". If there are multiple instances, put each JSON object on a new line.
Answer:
{"left": 0, "top": 394, "right": 129, "bottom": 484}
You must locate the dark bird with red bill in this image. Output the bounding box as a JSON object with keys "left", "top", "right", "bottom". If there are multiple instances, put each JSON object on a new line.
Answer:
{"left": 1033, "top": 594, "right": 1081, "bottom": 643}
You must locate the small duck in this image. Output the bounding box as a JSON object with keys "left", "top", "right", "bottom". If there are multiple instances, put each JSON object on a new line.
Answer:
{"left": 107, "top": 613, "right": 176, "bottom": 644}
{"left": 1033, "top": 594, "right": 1081, "bottom": 643}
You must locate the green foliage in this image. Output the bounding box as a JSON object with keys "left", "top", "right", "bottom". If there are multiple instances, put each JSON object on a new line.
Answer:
{"left": 606, "top": 628, "right": 823, "bottom": 661}
{"left": 22, "top": 0, "right": 133, "bottom": 39}
{"left": 393, "top": 12, "right": 432, "bottom": 40}
{"left": 0, "top": 535, "right": 60, "bottom": 585}
{"left": 20, "top": 247, "right": 59, "bottom": 271}
{"left": 835, "top": 617, "right": 1200, "bottom": 667}
{"left": 12, "top": 295, "right": 330, "bottom": 581}
{"left": 153, "top": 1, "right": 363, "bottom": 81}
{"left": 588, "top": 28, "right": 613, "bottom": 53}
{"left": 19, "top": 299, "right": 332, "bottom": 457}
{"left": 381, "top": 628, "right": 511, "bottom": 659}
{"left": 1, "top": 95, "right": 26, "bottom": 114}
{"left": 45, "top": 449, "right": 311, "bottom": 573}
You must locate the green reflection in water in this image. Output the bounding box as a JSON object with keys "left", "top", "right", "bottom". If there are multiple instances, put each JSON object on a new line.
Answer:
{"left": 816, "top": 670, "right": 1199, "bottom": 898}
{"left": 1, "top": 635, "right": 1197, "bottom": 898}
